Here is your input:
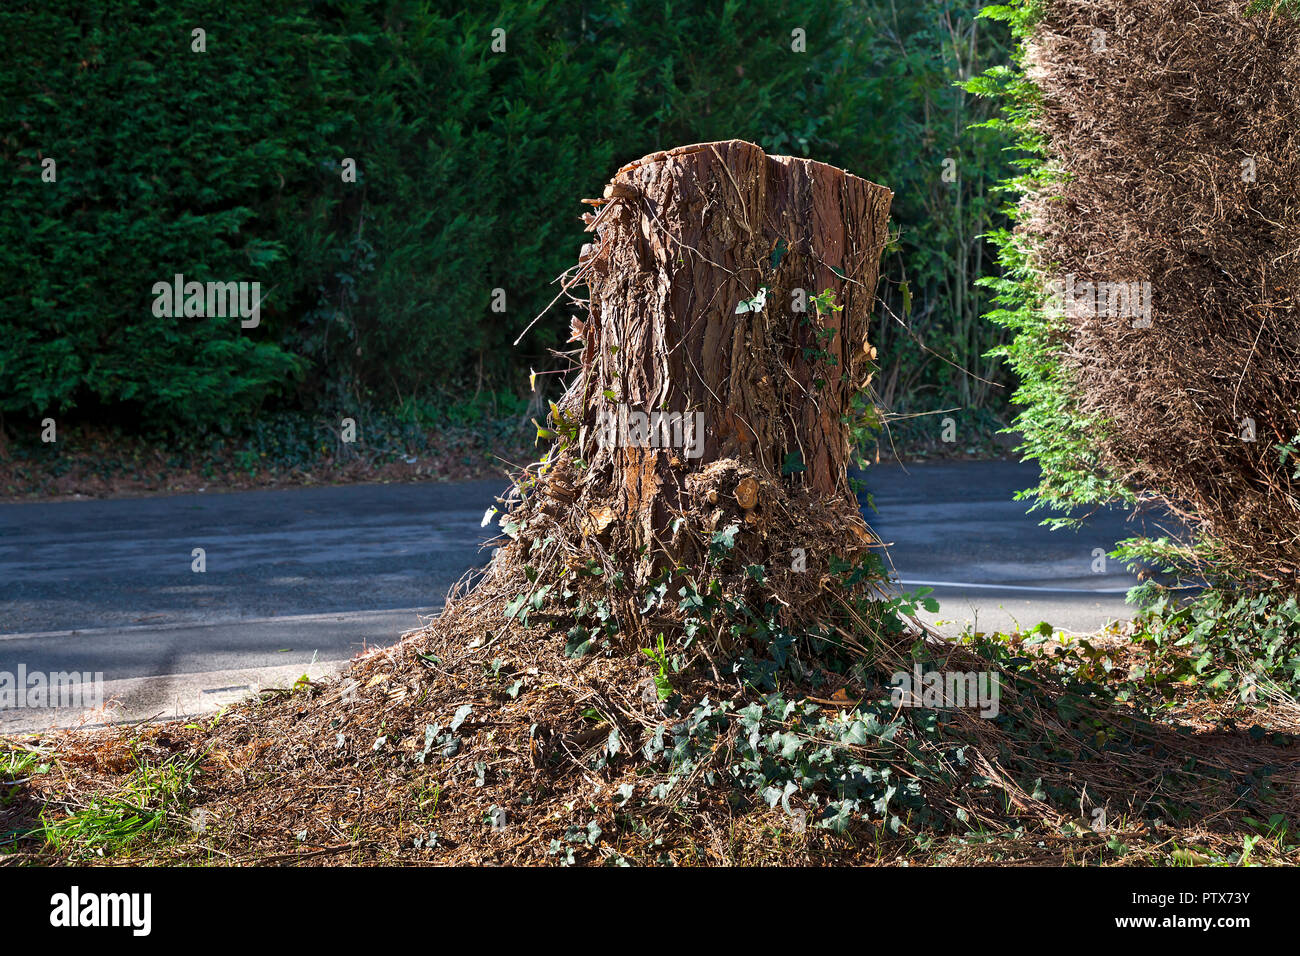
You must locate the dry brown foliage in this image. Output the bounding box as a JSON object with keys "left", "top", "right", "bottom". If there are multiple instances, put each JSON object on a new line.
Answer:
{"left": 1025, "top": 0, "right": 1300, "bottom": 581}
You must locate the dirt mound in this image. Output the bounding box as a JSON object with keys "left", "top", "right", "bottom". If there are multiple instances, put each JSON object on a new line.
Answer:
{"left": 9, "top": 566, "right": 1300, "bottom": 866}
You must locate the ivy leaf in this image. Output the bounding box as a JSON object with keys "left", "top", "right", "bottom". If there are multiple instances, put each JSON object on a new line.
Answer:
{"left": 770, "top": 238, "right": 787, "bottom": 270}
{"left": 564, "top": 626, "right": 592, "bottom": 658}
{"left": 711, "top": 523, "right": 740, "bottom": 550}
{"left": 776, "top": 732, "right": 803, "bottom": 759}
{"left": 450, "top": 705, "right": 472, "bottom": 733}
{"left": 1206, "top": 669, "right": 1234, "bottom": 690}
{"left": 504, "top": 593, "right": 528, "bottom": 620}
{"left": 843, "top": 720, "right": 869, "bottom": 746}
{"left": 734, "top": 287, "right": 768, "bottom": 314}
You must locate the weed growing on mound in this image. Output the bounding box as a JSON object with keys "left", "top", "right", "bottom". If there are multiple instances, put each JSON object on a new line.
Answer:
{"left": 1248, "top": 0, "right": 1300, "bottom": 13}
{"left": 486, "top": 516, "right": 969, "bottom": 840}
{"left": 1, "top": 736, "right": 205, "bottom": 863}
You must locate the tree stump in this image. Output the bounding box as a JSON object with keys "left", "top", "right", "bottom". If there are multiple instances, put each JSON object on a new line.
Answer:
{"left": 516, "top": 140, "right": 893, "bottom": 593}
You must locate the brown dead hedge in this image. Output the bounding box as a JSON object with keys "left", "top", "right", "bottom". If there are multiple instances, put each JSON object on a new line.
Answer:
{"left": 1024, "top": 0, "right": 1300, "bottom": 582}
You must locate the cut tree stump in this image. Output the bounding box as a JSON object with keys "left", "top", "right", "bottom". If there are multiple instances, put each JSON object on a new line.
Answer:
{"left": 519, "top": 140, "right": 893, "bottom": 587}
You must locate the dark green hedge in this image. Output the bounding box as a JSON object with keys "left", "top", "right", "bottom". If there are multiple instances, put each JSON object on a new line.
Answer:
{"left": 1, "top": 0, "right": 1010, "bottom": 434}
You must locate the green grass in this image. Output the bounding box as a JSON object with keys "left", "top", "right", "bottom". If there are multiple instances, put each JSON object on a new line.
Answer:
{"left": 1, "top": 743, "right": 51, "bottom": 853}
{"left": 1248, "top": 0, "right": 1300, "bottom": 13}
{"left": 0, "top": 746, "right": 44, "bottom": 783}
{"left": 8, "top": 744, "right": 207, "bottom": 861}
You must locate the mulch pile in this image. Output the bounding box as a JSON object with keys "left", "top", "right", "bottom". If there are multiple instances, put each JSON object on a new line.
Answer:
{"left": 7, "top": 555, "right": 1300, "bottom": 865}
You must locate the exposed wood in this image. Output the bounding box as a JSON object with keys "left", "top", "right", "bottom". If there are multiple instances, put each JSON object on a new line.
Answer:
{"left": 539, "top": 140, "right": 893, "bottom": 580}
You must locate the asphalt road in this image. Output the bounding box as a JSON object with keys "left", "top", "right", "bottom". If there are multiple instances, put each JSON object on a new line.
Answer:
{"left": 0, "top": 462, "right": 1169, "bottom": 730}
{"left": 0, "top": 481, "right": 503, "bottom": 731}
{"left": 861, "top": 461, "right": 1171, "bottom": 636}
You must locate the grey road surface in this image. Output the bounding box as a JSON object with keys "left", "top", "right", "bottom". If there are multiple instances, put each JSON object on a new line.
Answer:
{"left": 0, "top": 481, "right": 503, "bottom": 730}
{"left": 0, "top": 462, "right": 1166, "bottom": 730}
{"left": 861, "top": 461, "right": 1170, "bottom": 636}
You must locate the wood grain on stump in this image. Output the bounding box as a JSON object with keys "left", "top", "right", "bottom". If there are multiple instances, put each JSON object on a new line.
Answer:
{"left": 540, "top": 140, "right": 893, "bottom": 577}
